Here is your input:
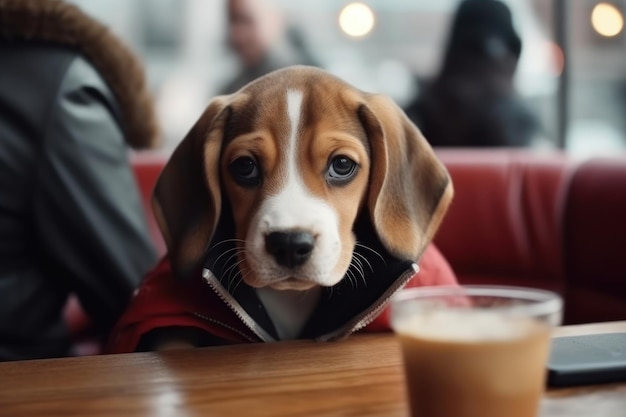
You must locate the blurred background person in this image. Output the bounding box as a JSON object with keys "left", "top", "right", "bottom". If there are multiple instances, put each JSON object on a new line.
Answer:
{"left": 404, "top": 0, "right": 543, "bottom": 148}
{"left": 0, "top": 0, "right": 158, "bottom": 360}
{"left": 219, "top": 0, "right": 319, "bottom": 94}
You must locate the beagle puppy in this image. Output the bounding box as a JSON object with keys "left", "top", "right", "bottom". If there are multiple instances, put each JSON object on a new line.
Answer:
{"left": 149, "top": 66, "right": 453, "bottom": 346}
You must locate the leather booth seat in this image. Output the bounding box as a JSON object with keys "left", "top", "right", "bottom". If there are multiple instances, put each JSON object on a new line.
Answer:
{"left": 434, "top": 150, "right": 573, "bottom": 293}
{"left": 130, "top": 152, "right": 168, "bottom": 258}
{"left": 435, "top": 149, "right": 626, "bottom": 324}
{"left": 562, "top": 158, "right": 626, "bottom": 323}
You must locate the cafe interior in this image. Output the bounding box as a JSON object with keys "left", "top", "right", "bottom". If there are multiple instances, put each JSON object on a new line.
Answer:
{"left": 1, "top": 0, "right": 625, "bottom": 416}
{"left": 61, "top": 0, "right": 626, "bottom": 333}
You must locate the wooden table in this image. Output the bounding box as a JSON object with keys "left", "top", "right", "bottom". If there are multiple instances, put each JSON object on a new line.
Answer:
{"left": 1, "top": 322, "right": 625, "bottom": 417}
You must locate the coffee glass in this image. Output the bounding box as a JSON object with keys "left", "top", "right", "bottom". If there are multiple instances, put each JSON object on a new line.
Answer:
{"left": 390, "top": 285, "right": 562, "bottom": 417}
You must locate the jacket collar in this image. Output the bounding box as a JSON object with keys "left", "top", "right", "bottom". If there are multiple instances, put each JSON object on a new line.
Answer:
{"left": 201, "top": 212, "right": 416, "bottom": 342}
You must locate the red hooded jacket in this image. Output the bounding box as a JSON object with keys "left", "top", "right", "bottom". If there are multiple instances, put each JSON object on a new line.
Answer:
{"left": 107, "top": 244, "right": 457, "bottom": 353}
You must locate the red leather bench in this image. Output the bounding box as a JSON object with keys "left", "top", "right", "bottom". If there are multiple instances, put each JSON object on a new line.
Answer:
{"left": 434, "top": 150, "right": 573, "bottom": 293}
{"left": 562, "top": 157, "right": 626, "bottom": 323}
{"left": 130, "top": 152, "right": 168, "bottom": 258}
{"left": 434, "top": 149, "right": 626, "bottom": 324}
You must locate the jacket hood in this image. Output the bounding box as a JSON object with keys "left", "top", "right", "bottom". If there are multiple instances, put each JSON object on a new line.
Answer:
{"left": 0, "top": 0, "right": 160, "bottom": 149}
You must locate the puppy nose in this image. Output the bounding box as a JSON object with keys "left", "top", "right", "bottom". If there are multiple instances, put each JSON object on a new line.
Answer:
{"left": 265, "top": 231, "right": 315, "bottom": 268}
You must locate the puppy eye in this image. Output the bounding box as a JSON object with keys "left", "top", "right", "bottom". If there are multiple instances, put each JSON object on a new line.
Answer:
{"left": 327, "top": 155, "right": 358, "bottom": 185}
{"left": 229, "top": 156, "right": 261, "bottom": 187}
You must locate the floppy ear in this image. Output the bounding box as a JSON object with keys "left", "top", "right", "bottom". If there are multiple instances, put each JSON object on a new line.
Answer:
{"left": 358, "top": 94, "right": 453, "bottom": 261}
{"left": 152, "top": 96, "right": 230, "bottom": 279}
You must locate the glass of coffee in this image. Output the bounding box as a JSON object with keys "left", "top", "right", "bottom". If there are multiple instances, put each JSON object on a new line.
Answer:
{"left": 390, "top": 285, "right": 562, "bottom": 417}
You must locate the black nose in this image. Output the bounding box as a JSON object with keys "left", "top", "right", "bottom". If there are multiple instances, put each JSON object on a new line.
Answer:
{"left": 265, "top": 231, "right": 315, "bottom": 268}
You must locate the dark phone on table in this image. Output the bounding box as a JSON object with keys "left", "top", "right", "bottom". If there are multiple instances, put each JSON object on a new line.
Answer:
{"left": 547, "top": 332, "right": 626, "bottom": 387}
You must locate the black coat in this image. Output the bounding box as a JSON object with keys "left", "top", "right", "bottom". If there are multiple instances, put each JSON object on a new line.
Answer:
{"left": 0, "top": 43, "right": 157, "bottom": 360}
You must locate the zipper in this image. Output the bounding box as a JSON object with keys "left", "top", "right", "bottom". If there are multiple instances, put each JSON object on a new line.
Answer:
{"left": 201, "top": 268, "right": 276, "bottom": 343}
{"left": 316, "top": 263, "right": 419, "bottom": 342}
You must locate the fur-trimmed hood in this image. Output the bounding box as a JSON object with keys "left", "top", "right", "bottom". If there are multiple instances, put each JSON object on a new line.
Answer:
{"left": 0, "top": 0, "right": 160, "bottom": 149}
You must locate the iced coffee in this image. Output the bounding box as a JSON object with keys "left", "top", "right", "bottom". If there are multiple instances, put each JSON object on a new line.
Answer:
{"left": 391, "top": 286, "right": 562, "bottom": 417}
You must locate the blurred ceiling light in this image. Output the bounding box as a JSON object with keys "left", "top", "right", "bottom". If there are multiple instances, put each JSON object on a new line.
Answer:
{"left": 591, "top": 2, "right": 624, "bottom": 37}
{"left": 339, "top": 2, "right": 375, "bottom": 38}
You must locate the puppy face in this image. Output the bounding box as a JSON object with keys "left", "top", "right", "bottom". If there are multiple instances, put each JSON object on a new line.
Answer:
{"left": 153, "top": 66, "right": 453, "bottom": 287}
{"left": 220, "top": 86, "right": 370, "bottom": 290}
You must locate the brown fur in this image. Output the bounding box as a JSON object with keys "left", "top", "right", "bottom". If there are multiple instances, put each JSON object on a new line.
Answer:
{"left": 0, "top": 0, "right": 159, "bottom": 149}
{"left": 220, "top": 83, "right": 371, "bottom": 287}
{"left": 360, "top": 93, "right": 454, "bottom": 259}
{"left": 153, "top": 66, "right": 453, "bottom": 279}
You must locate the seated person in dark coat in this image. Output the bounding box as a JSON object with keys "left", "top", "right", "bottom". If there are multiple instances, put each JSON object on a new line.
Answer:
{"left": 0, "top": 0, "right": 158, "bottom": 360}
{"left": 404, "top": 0, "right": 541, "bottom": 148}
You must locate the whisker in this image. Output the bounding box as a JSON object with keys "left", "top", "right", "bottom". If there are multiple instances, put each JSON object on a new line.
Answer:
{"left": 211, "top": 247, "right": 241, "bottom": 270}
{"left": 344, "top": 268, "right": 354, "bottom": 289}
{"left": 225, "top": 271, "right": 236, "bottom": 294}
{"left": 225, "top": 257, "right": 248, "bottom": 292}
{"left": 227, "top": 267, "right": 246, "bottom": 294}
{"left": 348, "top": 252, "right": 369, "bottom": 289}
{"left": 353, "top": 263, "right": 368, "bottom": 289}
{"left": 216, "top": 249, "right": 247, "bottom": 283}
{"left": 326, "top": 284, "right": 334, "bottom": 300}
{"left": 206, "top": 239, "right": 246, "bottom": 272}
{"left": 206, "top": 239, "right": 247, "bottom": 256}
{"left": 353, "top": 251, "right": 375, "bottom": 273}
{"left": 349, "top": 269, "right": 360, "bottom": 289}
{"left": 356, "top": 263, "right": 368, "bottom": 288}
{"left": 352, "top": 256, "right": 366, "bottom": 278}
{"left": 217, "top": 248, "right": 245, "bottom": 290}
{"left": 233, "top": 267, "right": 255, "bottom": 294}
{"left": 215, "top": 250, "right": 245, "bottom": 277}
{"left": 355, "top": 242, "right": 386, "bottom": 264}
{"left": 208, "top": 238, "right": 247, "bottom": 247}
